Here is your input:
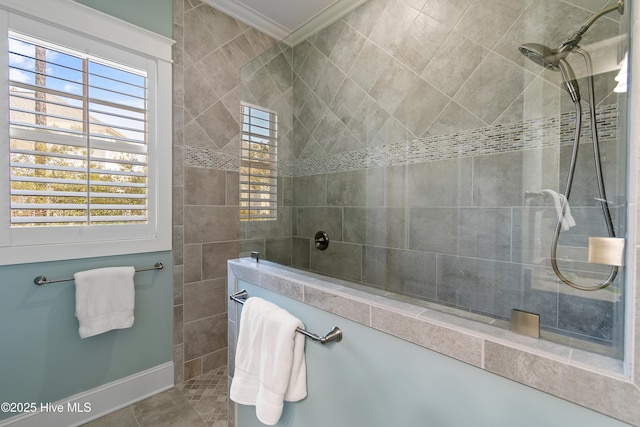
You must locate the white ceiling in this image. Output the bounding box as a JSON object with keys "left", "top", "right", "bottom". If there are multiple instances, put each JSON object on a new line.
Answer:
{"left": 203, "top": 0, "right": 356, "bottom": 41}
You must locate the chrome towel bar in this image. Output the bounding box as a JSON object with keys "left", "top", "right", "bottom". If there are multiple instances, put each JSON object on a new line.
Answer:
{"left": 34, "top": 262, "right": 164, "bottom": 285}
{"left": 230, "top": 289, "right": 343, "bottom": 345}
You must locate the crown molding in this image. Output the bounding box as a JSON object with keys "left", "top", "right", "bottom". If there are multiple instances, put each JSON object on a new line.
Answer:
{"left": 203, "top": 0, "right": 370, "bottom": 46}
{"left": 202, "top": 0, "right": 290, "bottom": 41}
{"left": 284, "top": 0, "right": 369, "bottom": 46}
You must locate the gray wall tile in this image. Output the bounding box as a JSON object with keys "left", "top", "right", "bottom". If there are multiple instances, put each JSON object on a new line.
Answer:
{"left": 454, "top": 53, "right": 534, "bottom": 124}
{"left": 454, "top": 0, "right": 529, "bottom": 49}
{"left": 393, "top": 78, "right": 450, "bottom": 136}
{"left": 296, "top": 207, "right": 343, "bottom": 241}
{"left": 422, "top": 32, "right": 489, "bottom": 98}
{"left": 458, "top": 207, "right": 512, "bottom": 261}
{"left": 293, "top": 175, "right": 327, "bottom": 206}
{"left": 370, "top": 58, "right": 418, "bottom": 113}
{"left": 291, "top": 237, "right": 311, "bottom": 269}
{"left": 184, "top": 244, "right": 202, "bottom": 283}
{"left": 347, "top": 40, "right": 390, "bottom": 92}
{"left": 368, "top": 0, "right": 419, "bottom": 54}
{"left": 409, "top": 207, "right": 459, "bottom": 254}
{"left": 344, "top": 207, "right": 407, "bottom": 248}
{"left": 202, "top": 241, "right": 240, "bottom": 280}
{"left": 436, "top": 255, "right": 479, "bottom": 309}
{"left": 421, "top": 0, "right": 473, "bottom": 27}
{"left": 363, "top": 246, "right": 437, "bottom": 298}
{"left": 406, "top": 158, "right": 473, "bottom": 207}
{"left": 265, "top": 237, "right": 292, "bottom": 265}
{"left": 185, "top": 167, "right": 227, "bottom": 206}
{"left": 183, "top": 313, "right": 228, "bottom": 362}
{"left": 184, "top": 206, "right": 239, "bottom": 243}
{"left": 184, "top": 278, "right": 227, "bottom": 323}
{"left": 394, "top": 11, "right": 450, "bottom": 74}
{"left": 309, "top": 241, "right": 362, "bottom": 282}
{"left": 472, "top": 148, "right": 559, "bottom": 207}
{"left": 327, "top": 170, "right": 368, "bottom": 207}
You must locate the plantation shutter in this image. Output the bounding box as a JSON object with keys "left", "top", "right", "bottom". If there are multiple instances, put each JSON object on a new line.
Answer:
{"left": 240, "top": 104, "right": 278, "bottom": 221}
{"left": 8, "top": 32, "right": 148, "bottom": 227}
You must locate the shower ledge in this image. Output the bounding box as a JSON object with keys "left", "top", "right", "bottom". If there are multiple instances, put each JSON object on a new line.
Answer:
{"left": 227, "top": 258, "right": 639, "bottom": 426}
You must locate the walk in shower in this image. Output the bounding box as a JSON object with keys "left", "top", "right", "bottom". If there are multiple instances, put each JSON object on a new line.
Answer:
{"left": 239, "top": 0, "right": 630, "bottom": 358}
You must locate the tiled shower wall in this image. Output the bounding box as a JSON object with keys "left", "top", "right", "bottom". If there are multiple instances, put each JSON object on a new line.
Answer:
{"left": 281, "top": 0, "right": 626, "bottom": 350}
{"left": 175, "top": 0, "right": 629, "bottom": 377}
{"left": 239, "top": 42, "right": 295, "bottom": 264}
{"left": 172, "top": 0, "right": 277, "bottom": 383}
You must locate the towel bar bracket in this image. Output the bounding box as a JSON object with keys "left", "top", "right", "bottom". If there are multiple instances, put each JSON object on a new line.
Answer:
{"left": 230, "top": 290, "right": 343, "bottom": 344}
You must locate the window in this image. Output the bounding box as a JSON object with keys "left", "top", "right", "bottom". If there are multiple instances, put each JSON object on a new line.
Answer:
{"left": 9, "top": 33, "right": 148, "bottom": 227}
{"left": 0, "top": 1, "right": 173, "bottom": 265}
{"left": 240, "top": 104, "right": 278, "bottom": 221}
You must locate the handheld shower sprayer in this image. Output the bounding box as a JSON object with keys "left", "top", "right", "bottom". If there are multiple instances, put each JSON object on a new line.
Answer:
{"left": 557, "top": 58, "right": 580, "bottom": 103}
{"left": 518, "top": 41, "right": 581, "bottom": 102}
{"left": 517, "top": 0, "right": 624, "bottom": 291}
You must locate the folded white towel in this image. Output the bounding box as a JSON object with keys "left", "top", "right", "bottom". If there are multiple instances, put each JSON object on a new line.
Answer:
{"left": 230, "top": 297, "right": 307, "bottom": 425}
{"left": 540, "top": 189, "right": 576, "bottom": 231}
{"left": 74, "top": 266, "right": 136, "bottom": 339}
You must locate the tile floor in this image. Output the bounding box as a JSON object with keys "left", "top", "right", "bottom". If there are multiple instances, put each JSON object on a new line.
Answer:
{"left": 82, "top": 365, "right": 228, "bottom": 427}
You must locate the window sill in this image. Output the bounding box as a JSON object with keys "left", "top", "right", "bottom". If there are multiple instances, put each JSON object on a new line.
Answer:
{"left": 0, "top": 235, "right": 171, "bottom": 266}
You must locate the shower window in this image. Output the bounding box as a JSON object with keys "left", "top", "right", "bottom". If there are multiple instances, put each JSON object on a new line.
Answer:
{"left": 240, "top": 104, "right": 278, "bottom": 222}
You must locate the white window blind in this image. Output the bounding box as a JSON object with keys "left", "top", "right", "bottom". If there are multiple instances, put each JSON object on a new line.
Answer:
{"left": 8, "top": 32, "right": 148, "bottom": 227}
{"left": 240, "top": 104, "right": 277, "bottom": 221}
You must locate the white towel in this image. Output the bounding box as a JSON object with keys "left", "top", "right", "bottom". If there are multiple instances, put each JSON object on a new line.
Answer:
{"left": 540, "top": 189, "right": 576, "bottom": 231}
{"left": 74, "top": 266, "right": 136, "bottom": 339}
{"left": 230, "top": 297, "right": 307, "bottom": 425}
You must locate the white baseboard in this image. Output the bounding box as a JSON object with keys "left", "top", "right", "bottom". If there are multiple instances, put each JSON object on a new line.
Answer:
{"left": 0, "top": 362, "right": 174, "bottom": 427}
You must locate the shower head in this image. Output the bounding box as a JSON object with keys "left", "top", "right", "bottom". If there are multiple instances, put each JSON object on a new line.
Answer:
{"left": 518, "top": 43, "right": 581, "bottom": 102}
{"left": 518, "top": 43, "right": 562, "bottom": 71}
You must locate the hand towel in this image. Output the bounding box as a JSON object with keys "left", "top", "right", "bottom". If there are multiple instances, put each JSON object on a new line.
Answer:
{"left": 230, "top": 297, "right": 307, "bottom": 425}
{"left": 74, "top": 266, "right": 135, "bottom": 339}
{"left": 541, "top": 189, "right": 576, "bottom": 231}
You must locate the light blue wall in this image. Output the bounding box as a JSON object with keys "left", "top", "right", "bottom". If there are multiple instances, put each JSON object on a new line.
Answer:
{"left": 74, "top": 0, "right": 173, "bottom": 38}
{"left": 0, "top": 0, "right": 173, "bottom": 422}
{"left": 0, "top": 252, "right": 173, "bottom": 421}
{"left": 236, "top": 282, "right": 631, "bottom": 427}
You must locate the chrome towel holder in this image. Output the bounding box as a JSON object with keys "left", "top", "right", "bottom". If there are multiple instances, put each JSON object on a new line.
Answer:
{"left": 230, "top": 290, "right": 343, "bottom": 345}
{"left": 33, "top": 262, "right": 164, "bottom": 285}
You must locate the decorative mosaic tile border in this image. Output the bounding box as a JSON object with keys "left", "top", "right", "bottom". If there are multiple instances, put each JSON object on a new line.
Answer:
{"left": 184, "top": 104, "right": 618, "bottom": 177}
{"left": 282, "top": 104, "right": 618, "bottom": 177}
{"left": 184, "top": 145, "right": 240, "bottom": 170}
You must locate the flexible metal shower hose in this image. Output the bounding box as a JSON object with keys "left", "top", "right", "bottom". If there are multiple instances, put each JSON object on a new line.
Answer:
{"left": 550, "top": 47, "right": 618, "bottom": 291}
